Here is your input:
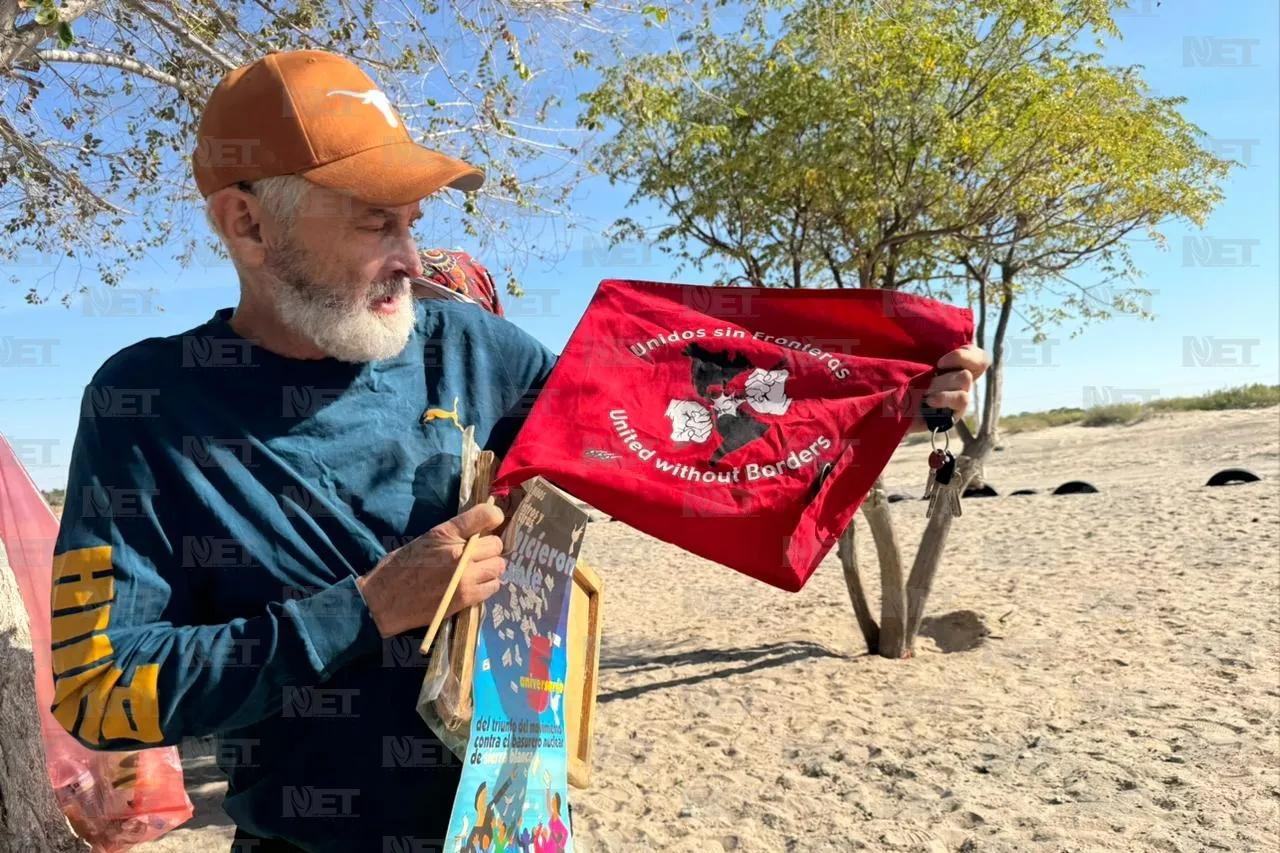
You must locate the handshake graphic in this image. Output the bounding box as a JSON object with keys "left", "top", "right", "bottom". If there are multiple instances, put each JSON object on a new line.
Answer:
{"left": 666, "top": 368, "right": 792, "bottom": 444}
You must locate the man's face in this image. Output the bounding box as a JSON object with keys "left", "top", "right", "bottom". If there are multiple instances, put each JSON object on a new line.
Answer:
{"left": 261, "top": 185, "right": 424, "bottom": 363}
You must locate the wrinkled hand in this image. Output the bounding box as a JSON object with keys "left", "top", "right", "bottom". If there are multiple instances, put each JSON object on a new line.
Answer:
{"left": 356, "top": 503, "right": 507, "bottom": 637}
{"left": 909, "top": 344, "right": 991, "bottom": 433}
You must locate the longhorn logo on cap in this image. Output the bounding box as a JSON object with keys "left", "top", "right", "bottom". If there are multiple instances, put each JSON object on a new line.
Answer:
{"left": 325, "top": 88, "right": 399, "bottom": 128}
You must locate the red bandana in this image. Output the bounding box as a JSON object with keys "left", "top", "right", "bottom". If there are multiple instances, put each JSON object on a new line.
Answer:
{"left": 493, "top": 280, "right": 973, "bottom": 591}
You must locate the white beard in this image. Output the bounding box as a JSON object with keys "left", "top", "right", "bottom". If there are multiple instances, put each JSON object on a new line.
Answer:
{"left": 275, "top": 276, "right": 415, "bottom": 363}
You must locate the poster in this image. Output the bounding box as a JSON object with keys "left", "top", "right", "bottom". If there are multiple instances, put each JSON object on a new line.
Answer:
{"left": 442, "top": 477, "right": 587, "bottom": 853}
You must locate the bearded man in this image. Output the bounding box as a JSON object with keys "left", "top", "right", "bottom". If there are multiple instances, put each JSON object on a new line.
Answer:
{"left": 49, "top": 50, "right": 986, "bottom": 852}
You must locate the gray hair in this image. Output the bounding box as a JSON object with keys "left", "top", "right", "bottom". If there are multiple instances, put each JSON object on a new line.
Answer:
{"left": 204, "top": 173, "right": 314, "bottom": 241}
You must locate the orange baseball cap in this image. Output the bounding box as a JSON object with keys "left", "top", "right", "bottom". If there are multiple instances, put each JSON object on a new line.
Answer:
{"left": 192, "top": 50, "right": 484, "bottom": 206}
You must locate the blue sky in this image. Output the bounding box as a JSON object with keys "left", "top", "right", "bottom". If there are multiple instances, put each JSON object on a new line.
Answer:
{"left": 2, "top": 1, "right": 1277, "bottom": 491}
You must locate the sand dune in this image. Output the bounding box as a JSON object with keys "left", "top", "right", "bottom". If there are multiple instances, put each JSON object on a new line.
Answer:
{"left": 141, "top": 407, "right": 1280, "bottom": 852}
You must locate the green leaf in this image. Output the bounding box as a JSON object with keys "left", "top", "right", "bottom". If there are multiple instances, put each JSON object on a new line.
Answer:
{"left": 34, "top": 7, "right": 58, "bottom": 26}
{"left": 642, "top": 5, "right": 669, "bottom": 25}
{"left": 57, "top": 21, "right": 73, "bottom": 49}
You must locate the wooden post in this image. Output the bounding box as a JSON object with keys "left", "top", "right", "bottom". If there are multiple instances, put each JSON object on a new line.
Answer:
{"left": 0, "top": 540, "right": 89, "bottom": 852}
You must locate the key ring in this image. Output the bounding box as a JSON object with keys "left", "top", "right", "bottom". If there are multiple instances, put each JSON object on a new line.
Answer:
{"left": 930, "top": 425, "right": 950, "bottom": 454}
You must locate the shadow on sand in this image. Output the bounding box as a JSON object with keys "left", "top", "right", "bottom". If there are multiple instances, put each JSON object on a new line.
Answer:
{"left": 917, "top": 610, "right": 991, "bottom": 653}
{"left": 597, "top": 640, "right": 849, "bottom": 704}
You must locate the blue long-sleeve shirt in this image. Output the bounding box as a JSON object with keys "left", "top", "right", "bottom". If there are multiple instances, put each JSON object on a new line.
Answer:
{"left": 50, "top": 299, "right": 556, "bottom": 851}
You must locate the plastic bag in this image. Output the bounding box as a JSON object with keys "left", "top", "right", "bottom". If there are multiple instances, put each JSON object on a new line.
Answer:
{"left": 50, "top": 750, "right": 195, "bottom": 852}
{"left": 1, "top": 434, "right": 193, "bottom": 850}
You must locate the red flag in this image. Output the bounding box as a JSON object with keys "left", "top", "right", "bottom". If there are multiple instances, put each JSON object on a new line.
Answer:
{"left": 493, "top": 280, "right": 973, "bottom": 591}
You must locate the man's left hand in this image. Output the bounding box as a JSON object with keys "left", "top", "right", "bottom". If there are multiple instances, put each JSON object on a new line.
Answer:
{"left": 909, "top": 344, "right": 991, "bottom": 433}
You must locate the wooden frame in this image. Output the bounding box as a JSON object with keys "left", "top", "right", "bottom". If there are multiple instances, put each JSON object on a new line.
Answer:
{"left": 564, "top": 558, "right": 604, "bottom": 789}
{"left": 440, "top": 558, "right": 603, "bottom": 788}
{"left": 432, "top": 447, "right": 606, "bottom": 789}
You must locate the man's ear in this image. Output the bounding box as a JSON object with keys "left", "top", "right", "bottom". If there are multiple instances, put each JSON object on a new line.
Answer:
{"left": 209, "top": 186, "right": 268, "bottom": 267}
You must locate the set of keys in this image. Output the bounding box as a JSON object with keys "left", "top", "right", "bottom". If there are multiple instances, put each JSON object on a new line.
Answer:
{"left": 921, "top": 400, "right": 962, "bottom": 519}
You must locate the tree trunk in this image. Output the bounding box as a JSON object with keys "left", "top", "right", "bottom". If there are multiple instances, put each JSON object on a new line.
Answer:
{"left": 902, "top": 455, "right": 979, "bottom": 649}
{"left": 977, "top": 277, "right": 1014, "bottom": 450}
{"left": 860, "top": 480, "right": 911, "bottom": 658}
{"left": 836, "top": 521, "right": 880, "bottom": 654}
{"left": 960, "top": 277, "right": 1013, "bottom": 485}
{"left": 0, "top": 541, "right": 88, "bottom": 853}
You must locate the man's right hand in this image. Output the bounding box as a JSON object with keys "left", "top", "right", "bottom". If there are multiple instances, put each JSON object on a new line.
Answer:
{"left": 356, "top": 503, "right": 507, "bottom": 637}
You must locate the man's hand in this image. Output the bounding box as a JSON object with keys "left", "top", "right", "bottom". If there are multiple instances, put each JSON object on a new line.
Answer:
{"left": 909, "top": 344, "right": 991, "bottom": 433}
{"left": 356, "top": 503, "right": 507, "bottom": 637}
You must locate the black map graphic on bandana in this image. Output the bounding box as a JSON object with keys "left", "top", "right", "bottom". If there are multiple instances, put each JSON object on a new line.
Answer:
{"left": 683, "top": 342, "right": 784, "bottom": 467}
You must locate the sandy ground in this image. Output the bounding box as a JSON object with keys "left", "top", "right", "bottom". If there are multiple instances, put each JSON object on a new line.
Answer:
{"left": 139, "top": 407, "right": 1280, "bottom": 853}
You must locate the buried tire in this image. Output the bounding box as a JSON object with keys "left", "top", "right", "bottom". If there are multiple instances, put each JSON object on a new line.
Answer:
{"left": 1205, "top": 468, "right": 1261, "bottom": 487}
{"left": 1052, "top": 480, "right": 1099, "bottom": 495}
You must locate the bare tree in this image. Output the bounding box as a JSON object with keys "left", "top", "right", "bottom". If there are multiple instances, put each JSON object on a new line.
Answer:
{"left": 1, "top": 0, "right": 638, "bottom": 303}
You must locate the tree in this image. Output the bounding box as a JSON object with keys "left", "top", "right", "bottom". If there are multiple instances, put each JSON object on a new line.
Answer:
{"left": 948, "top": 61, "right": 1226, "bottom": 471}
{"left": 1, "top": 0, "right": 638, "bottom": 303}
{"left": 1, "top": 539, "right": 88, "bottom": 852}
{"left": 581, "top": 0, "right": 1228, "bottom": 656}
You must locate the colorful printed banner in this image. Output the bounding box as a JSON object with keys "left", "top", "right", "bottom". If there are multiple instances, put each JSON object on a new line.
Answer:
{"left": 443, "top": 477, "right": 587, "bottom": 853}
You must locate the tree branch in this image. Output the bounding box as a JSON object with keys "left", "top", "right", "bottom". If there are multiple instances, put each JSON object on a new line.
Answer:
{"left": 125, "top": 0, "right": 241, "bottom": 70}
{"left": 0, "top": 114, "right": 127, "bottom": 215}
{"left": 35, "top": 48, "right": 199, "bottom": 96}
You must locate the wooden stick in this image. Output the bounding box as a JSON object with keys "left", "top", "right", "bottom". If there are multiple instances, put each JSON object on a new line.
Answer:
{"left": 419, "top": 495, "right": 496, "bottom": 656}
